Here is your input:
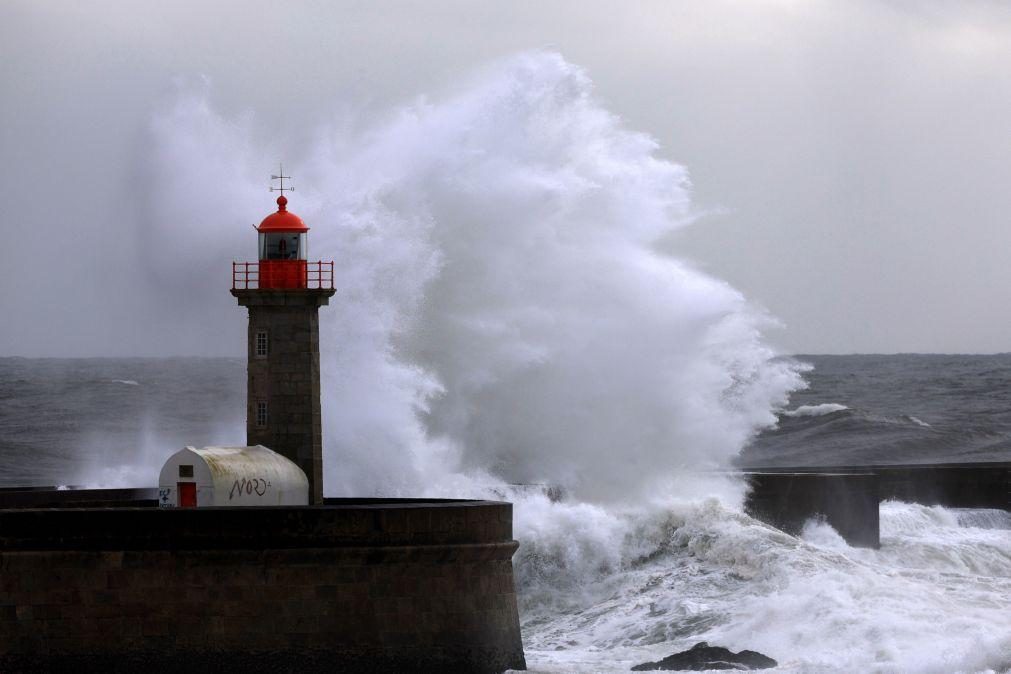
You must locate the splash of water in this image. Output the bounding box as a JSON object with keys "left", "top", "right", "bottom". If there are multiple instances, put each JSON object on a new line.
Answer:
{"left": 310, "top": 51, "right": 804, "bottom": 502}
{"left": 145, "top": 51, "right": 802, "bottom": 503}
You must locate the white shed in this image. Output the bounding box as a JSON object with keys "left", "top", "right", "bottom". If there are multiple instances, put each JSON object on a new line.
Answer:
{"left": 158, "top": 445, "right": 309, "bottom": 508}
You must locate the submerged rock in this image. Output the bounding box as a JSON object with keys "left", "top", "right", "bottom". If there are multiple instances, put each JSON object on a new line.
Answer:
{"left": 631, "top": 641, "right": 778, "bottom": 671}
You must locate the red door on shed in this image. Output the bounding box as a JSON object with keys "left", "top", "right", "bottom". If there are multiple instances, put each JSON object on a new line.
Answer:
{"left": 177, "top": 482, "right": 197, "bottom": 508}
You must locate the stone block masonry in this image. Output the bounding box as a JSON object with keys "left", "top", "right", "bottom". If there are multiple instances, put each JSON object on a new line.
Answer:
{"left": 232, "top": 288, "right": 334, "bottom": 504}
{"left": 0, "top": 498, "right": 527, "bottom": 673}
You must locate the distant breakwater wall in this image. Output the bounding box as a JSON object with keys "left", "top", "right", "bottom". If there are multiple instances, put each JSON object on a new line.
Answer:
{"left": 0, "top": 497, "right": 526, "bottom": 673}
{"left": 744, "top": 461, "right": 1010, "bottom": 548}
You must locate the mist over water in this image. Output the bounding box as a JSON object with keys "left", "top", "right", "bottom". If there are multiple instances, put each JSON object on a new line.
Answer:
{"left": 141, "top": 53, "right": 1011, "bottom": 672}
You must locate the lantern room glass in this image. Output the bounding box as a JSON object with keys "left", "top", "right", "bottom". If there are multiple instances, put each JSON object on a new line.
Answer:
{"left": 259, "top": 233, "right": 306, "bottom": 261}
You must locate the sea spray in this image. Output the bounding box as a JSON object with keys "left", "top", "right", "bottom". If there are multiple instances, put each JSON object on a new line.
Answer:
{"left": 144, "top": 51, "right": 803, "bottom": 500}
{"left": 305, "top": 52, "right": 804, "bottom": 501}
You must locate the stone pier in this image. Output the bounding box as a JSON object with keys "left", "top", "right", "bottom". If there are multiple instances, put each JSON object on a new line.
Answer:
{"left": 0, "top": 495, "right": 527, "bottom": 673}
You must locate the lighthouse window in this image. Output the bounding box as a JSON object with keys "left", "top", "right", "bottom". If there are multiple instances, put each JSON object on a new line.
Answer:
{"left": 256, "top": 401, "right": 268, "bottom": 427}
{"left": 265, "top": 233, "right": 299, "bottom": 260}
{"left": 255, "top": 331, "right": 268, "bottom": 357}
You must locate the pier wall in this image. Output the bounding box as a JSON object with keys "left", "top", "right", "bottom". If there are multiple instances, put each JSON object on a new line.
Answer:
{"left": 0, "top": 498, "right": 526, "bottom": 673}
{"left": 745, "top": 472, "right": 880, "bottom": 548}
{"left": 744, "top": 461, "right": 1009, "bottom": 548}
{"left": 869, "top": 462, "right": 1009, "bottom": 509}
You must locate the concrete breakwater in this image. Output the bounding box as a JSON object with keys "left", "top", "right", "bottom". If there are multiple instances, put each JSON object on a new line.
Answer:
{"left": 744, "top": 461, "right": 1010, "bottom": 548}
{"left": 0, "top": 495, "right": 527, "bottom": 673}
{"left": 744, "top": 471, "right": 881, "bottom": 548}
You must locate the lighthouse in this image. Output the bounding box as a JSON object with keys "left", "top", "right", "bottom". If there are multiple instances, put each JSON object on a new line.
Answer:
{"left": 231, "top": 169, "right": 334, "bottom": 504}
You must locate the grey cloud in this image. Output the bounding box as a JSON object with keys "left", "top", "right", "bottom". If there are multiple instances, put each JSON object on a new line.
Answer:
{"left": 2, "top": 0, "right": 1010, "bottom": 355}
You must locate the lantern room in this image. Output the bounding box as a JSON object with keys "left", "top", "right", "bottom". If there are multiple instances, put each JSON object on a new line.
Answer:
{"left": 257, "top": 195, "right": 309, "bottom": 288}
{"left": 231, "top": 170, "right": 334, "bottom": 293}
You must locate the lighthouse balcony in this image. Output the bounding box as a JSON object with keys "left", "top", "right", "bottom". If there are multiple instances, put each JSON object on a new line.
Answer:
{"left": 232, "top": 260, "right": 334, "bottom": 290}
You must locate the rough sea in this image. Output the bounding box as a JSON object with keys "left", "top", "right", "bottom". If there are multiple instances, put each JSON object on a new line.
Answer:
{"left": 1, "top": 354, "right": 1008, "bottom": 673}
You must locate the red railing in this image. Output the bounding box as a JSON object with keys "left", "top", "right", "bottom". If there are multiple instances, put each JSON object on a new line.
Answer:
{"left": 232, "top": 261, "right": 334, "bottom": 290}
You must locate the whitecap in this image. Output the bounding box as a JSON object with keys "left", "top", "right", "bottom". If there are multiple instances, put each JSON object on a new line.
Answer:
{"left": 782, "top": 403, "right": 848, "bottom": 417}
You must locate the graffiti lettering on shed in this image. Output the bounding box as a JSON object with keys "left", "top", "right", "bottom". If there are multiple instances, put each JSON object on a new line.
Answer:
{"left": 158, "top": 488, "right": 174, "bottom": 508}
{"left": 229, "top": 477, "right": 272, "bottom": 500}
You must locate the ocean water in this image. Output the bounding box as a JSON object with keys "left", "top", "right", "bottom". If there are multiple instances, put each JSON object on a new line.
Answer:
{"left": 1, "top": 355, "right": 1009, "bottom": 673}
{"left": 0, "top": 357, "right": 244, "bottom": 488}
{"left": 5, "top": 50, "right": 1011, "bottom": 672}
{"left": 743, "top": 354, "right": 1011, "bottom": 467}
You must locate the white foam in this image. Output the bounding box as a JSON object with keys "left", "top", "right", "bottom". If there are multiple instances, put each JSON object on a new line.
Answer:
{"left": 956, "top": 509, "right": 1011, "bottom": 530}
{"left": 782, "top": 403, "right": 848, "bottom": 417}
{"left": 520, "top": 500, "right": 1011, "bottom": 673}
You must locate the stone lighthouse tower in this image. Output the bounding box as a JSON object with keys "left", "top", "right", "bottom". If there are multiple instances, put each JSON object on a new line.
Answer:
{"left": 231, "top": 171, "right": 334, "bottom": 504}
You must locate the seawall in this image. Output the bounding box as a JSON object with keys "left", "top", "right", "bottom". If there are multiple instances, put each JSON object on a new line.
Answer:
{"left": 744, "top": 471, "right": 880, "bottom": 548}
{"left": 744, "top": 461, "right": 1010, "bottom": 548}
{"left": 0, "top": 496, "right": 527, "bottom": 673}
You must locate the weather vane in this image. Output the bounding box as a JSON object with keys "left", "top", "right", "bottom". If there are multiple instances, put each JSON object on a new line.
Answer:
{"left": 270, "top": 163, "right": 294, "bottom": 196}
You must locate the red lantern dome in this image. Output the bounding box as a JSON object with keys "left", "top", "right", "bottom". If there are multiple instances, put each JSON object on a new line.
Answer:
{"left": 257, "top": 196, "right": 309, "bottom": 233}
